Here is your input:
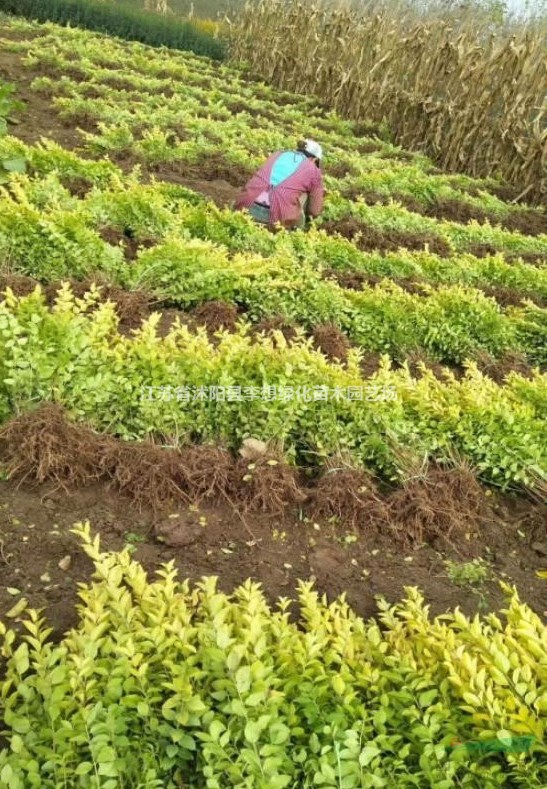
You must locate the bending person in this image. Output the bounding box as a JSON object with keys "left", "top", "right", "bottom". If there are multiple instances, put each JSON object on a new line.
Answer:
{"left": 234, "top": 139, "right": 324, "bottom": 230}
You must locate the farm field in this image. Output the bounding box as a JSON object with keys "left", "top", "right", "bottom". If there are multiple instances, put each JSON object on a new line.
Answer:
{"left": 0, "top": 13, "right": 546, "bottom": 787}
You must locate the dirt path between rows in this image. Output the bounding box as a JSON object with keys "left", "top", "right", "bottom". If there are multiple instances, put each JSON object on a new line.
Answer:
{"left": 0, "top": 475, "right": 545, "bottom": 639}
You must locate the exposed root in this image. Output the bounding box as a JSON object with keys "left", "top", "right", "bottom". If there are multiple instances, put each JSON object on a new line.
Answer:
{"left": 0, "top": 404, "right": 106, "bottom": 487}
{"left": 191, "top": 300, "right": 239, "bottom": 334}
{"left": 179, "top": 445, "right": 234, "bottom": 502}
{"left": 312, "top": 323, "right": 351, "bottom": 363}
{"left": 232, "top": 453, "right": 306, "bottom": 517}
{"left": 310, "top": 460, "right": 388, "bottom": 530}
{"left": 387, "top": 462, "right": 491, "bottom": 547}
{"left": 104, "top": 441, "right": 188, "bottom": 511}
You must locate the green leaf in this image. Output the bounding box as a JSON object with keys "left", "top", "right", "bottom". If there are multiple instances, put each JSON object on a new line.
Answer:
{"left": 419, "top": 689, "right": 438, "bottom": 707}
{"left": 2, "top": 157, "right": 26, "bottom": 173}
{"left": 235, "top": 665, "right": 251, "bottom": 694}
{"left": 359, "top": 745, "right": 381, "bottom": 767}
{"left": 244, "top": 720, "right": 262, "bottom": 744}
{"left": 75, "top": 762, "right": 94, "bottom": 776}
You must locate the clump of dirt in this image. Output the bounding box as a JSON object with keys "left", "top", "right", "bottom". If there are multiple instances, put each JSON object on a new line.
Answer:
{"left": 404, "top": 351, "right": 454, "bottom": 381}
{"left": 475, "top": 351, "right": 534, "bottom": 384}
{"left": 253, "top": 315, "right": 299, "bottom": 344}
{"left": 0, "top": 275, "right": 153, "bottom": 329}
{"left": 192, "top": 300, "right": 239, "bottom": 334}
{"left": 43, "top": 279, "right": 152, "bottom": 329}
{"left": 481, "top": 285, "right": 528, "bottom": 308}
{"left": 310, "top": 462, "right": 388, "bottom": 530}
{"left": 66, "top": 112, "right": 99, "bottom": 134}
{"left": 323, "top": 268, "right": 369, "bottom": 290}
{"left": 98, "top": 226, "right": 157, "bottom": 261}
{"left": 328, "top": 160, "right": 357, "bottom": 179}
{"left": 321, "top": 218, "right": 452, "bottom": 257}
{"left": 191, "top": 153, "right": 253, "bottom": 186}
{"left": 379, "top": 149, "right": 415, "bottom": 162}
{"left": 488, "top": 183, "right": 523, "bottom": 203}
{"left": 59, "top": 175, "right": 94, "bottom": 199}
{"left": 387, "top": 463, "right": 492, "bottom": 547}
{"left": 224, "top": 99, "right": 254, "bottom": 115}
{"left": 422, "top": 198, "right": 490, "bottom": 224}
{"left": 312, "top": 323, "right": 351, "bottom": 363}
{"left": 467, "top": 243, "right": 499, "bottom": 258}
{"left": 0, "top": 404, "right": 106, "bottom": 487}
{"left": 0, "top": 274, "right": 40, "bottom": 297}
{"left": 360, "top": 352, "right": 382, "bottom": 377}
{"left": 233, "top": 453, "right": 306, "bottom": 518}
{"left": 506, "top": 252, "right": 545, "bottom": 267}
{"left": 342, "top": 189, "right": 423, "bottom": 216}
{"left": 102, "top": 76, "right": 137, "bottom": 92}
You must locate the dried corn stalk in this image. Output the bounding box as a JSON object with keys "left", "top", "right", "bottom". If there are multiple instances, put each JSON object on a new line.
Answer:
{"left": 229, "top": 0, "right": 547, "bottom": 202}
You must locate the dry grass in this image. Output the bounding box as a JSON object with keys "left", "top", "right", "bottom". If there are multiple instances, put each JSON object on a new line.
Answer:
{"left": 229, "top": 0, "right": 546, "bottom": 202}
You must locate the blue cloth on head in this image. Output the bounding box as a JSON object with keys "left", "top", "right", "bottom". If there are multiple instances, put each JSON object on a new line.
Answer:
{"left": 269, "top": 151, "right": 306, "bottom": 187}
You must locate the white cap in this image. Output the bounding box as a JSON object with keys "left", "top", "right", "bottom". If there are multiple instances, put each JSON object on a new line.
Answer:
{"left": 304, "top": 139, "right": 323, "bottom": 160}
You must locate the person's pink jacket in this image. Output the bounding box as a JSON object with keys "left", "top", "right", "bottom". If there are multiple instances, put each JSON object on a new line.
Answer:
{"left": 235, "top": 151, "right": 324, "bottom": 228}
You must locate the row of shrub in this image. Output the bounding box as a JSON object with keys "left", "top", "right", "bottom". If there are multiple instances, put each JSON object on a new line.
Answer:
{"left": 0, "top": 0, "right": 226, "bottom": 59}
{"left": 0, "top": 526, "right": 545, "bottom": 788}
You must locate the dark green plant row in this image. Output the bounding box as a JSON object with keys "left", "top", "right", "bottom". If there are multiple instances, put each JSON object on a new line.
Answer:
{"left": 0, "top": 0, "right": 226, "bottom": 60}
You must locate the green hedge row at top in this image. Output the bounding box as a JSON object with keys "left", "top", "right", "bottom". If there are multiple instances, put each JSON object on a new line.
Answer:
{"left": 0, "top": 0, "right": 226, "bottom": 60}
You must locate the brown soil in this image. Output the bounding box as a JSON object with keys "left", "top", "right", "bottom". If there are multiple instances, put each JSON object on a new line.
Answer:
{"left": 488, "top": 183, "right": 525, "bottom": 203}
{"left": 481, "top": 285, "right": 546, "bottom": 309}
{"left": 312, "top": 323, "right": 351, "bottom": 363}
{"left": 253, "top": 315, "right": 299, "bottom": 344}
{"left": 405, "top": 351, "right": 458, "bottom": 381}
{"left": 475, "top": 351, "right": 534, "bottom": 384}
{"left": 360, "top": 352, "right": 382, "bottom": 377}
{"left": 0, "top": 48, "right": 84, "bottom": 150}
{"left": 342, "top": 191, "right": 547, "bottom": 236}
{"left": 323, "top": 268, "right": 427, "bottom": 296}
{"left": 192, "top": 300, "right": 239, "bottom": 333}
{"left": 328, "top": 160, "right": 357, "bottom": 179}
{"left": 506, "top": 252, "right": 546, "bottom": 267}
{"left": 98, "top": 226, "right": 157, "bottom": 261}
{"left": 59, "top": 175, "right": 95, "bottom": 199}
{"left": 321, "top": 218, "right": 452, "bottom": 257}
{"left": 470, "top": 246, "right": 546, "bottom": 267}
{"left": 355, "top": 141, "right": 382, "bottom": 155}
{"left": 467, "top": 243, "right": 501, "bottom": 259}
{"left": 0, "top": 275, "right": 153, "bottom": 331}
{"left": 0, "top": 454, "right": 545, "bottom": 641}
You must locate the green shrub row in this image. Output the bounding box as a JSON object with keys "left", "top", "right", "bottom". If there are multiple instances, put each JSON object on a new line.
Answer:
{"left": 0, "top": 0, "right": 226, "bottom": 60}
{"left": 0, "top": 526, "right": 545, "bottom": 788}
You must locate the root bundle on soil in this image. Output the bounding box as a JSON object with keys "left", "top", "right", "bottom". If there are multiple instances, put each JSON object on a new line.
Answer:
{"left": 0, "top": 404, "right": 107, "bottom": 487}
{"left": 104, "top": 442, "right": 188, "bottom": 511}
{"left": 179, "top": 445, "right": 233, "bottom": 502}
{"left": 233, "top": 454, "right": 306, "bottom": 517}
{"left": 310, "top": 464, "right": 388, "bottom": 529}
{"left": 191, "top": 300, "right": 239, "bottom": 334}
{"left": 387, "top": 463, "right": 491, "bottom": 546}
{"left": 312, "top": 323, "right": 351, "bottom": 363}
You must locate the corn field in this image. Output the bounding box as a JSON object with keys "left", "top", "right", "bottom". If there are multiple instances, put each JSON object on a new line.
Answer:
{"left": 229, "top": 0, "right": 547, "bottom": 202}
